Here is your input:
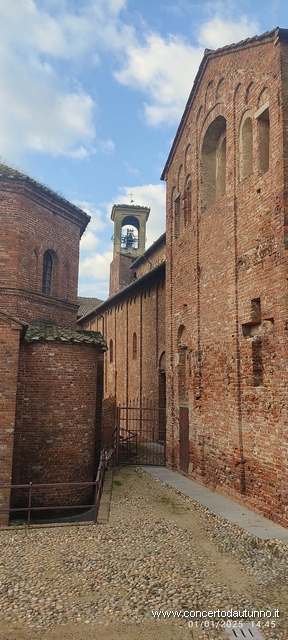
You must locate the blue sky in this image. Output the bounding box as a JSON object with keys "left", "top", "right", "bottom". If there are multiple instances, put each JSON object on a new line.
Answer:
{"left": 1, "top": 0, "right": 288, "bottom": 299}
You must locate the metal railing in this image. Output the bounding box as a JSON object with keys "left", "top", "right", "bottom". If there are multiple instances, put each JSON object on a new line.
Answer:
{"left": 0, "top": 447, "right": 108, "bottom": 527}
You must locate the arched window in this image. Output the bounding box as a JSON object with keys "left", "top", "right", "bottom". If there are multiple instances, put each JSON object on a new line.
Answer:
{"left": 177, "top": 325, "right": 188, "bottom": 402}
{"left": 109, "top": 339, "right": 113, "bottom": 363}
{"left": 202, "top": 116, "right": 226, "bottom": 208}
{"left": 174, "top": 194, "right": 180, "bottom": 238}
{"left": 120, "top": 215, "right": 139, "bottom": 250}
{"left": 184, "top": 145, "right": 191, "bottom": 172}
{"left": 184, "top": 177, "right": 191, "bottom": 226}
{"left": 239, "top": 113, "right": 253, "bottom": 180}
{"left": 42, "top": 251, "right": 53, "bottom": 295}
{"left": 257, "top": 107, "right": 269, "bottom": 173}
{"left": 132, "top": 332, "right": 137, "bottom": 360}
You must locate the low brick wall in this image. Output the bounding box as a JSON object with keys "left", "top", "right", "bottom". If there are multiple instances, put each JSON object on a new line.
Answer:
{"left": 11, "top": 340, "right": 102, "bottom": 511}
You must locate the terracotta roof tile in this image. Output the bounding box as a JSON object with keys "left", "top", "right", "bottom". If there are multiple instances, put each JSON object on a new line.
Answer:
{"left": 0, "top": 163, "right": 90, "bottom": 222}
{"left": 24, "top": 323, "right": 107, "bottom": 350}
{"left": 77, "top": 296, "right": 103, "bottom": 318}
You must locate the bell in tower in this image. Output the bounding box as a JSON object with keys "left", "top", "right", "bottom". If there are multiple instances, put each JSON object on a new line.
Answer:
{"left": 121, "top": 227, "right": 137, "bottom": 250}
{"left": 109, "top": 203, "right": 150, "bottom": 296}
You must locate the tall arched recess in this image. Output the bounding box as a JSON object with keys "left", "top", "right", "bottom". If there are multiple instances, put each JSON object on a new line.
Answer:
{"left": 239, "top": 112, "right": 253, "bottom": 180}
{"left": 201, "top": 116, "right": 226, "bottom": 208}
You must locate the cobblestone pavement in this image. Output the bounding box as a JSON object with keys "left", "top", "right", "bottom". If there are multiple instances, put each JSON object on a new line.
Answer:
{"left": 0, "top": 467, "right": 287, "bottom": 640}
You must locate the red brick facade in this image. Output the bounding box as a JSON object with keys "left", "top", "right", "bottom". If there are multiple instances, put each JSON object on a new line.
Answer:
{"left": 79, "top": 232, "right": 166, "bottom": 444}
{"left": 109, "top": 253, "right": 134, "bottom": 296}
{"left": 82, "top": 267, "right": 165, "bottom": 406}
{"left": 12, "top": 340, "right": 103, "bottom": 509}
{"left": 0, "top": 167, "right": 88, "bottom": 328}
{"left": 162, "top": 28, "right": 288, "bottom": 526}
{"left": 2, "top": 28, "right": 288, "bottom": 529}
{"left": 0, "top": 167, "right": 106, "bottom": 525}
{"left": 0, "top": 313, "right": 23, "bottom": 525}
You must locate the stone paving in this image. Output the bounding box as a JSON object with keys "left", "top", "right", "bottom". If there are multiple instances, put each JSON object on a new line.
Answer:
{"left": 0, "top": 467, "right": 287, "bottom": 640}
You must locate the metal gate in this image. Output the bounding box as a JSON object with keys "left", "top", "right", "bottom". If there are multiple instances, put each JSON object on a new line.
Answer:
{"left": 115, "top": 402, "right": 166, "bottom": 466}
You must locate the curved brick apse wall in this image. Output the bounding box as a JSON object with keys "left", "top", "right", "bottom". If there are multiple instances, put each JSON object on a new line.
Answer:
{"left": 12, "top": 338, "right": 103, "bottom": 513}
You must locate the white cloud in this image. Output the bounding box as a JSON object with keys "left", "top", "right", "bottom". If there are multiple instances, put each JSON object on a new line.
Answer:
{"left": 198, "top": 16, "right": 259, "bottom": 50}
{"left": 98, "top": 139, "right": 115, "bottom": 154}
{"left": 0, "top": 0, "right": 128, "bottom": 160}
{"left": 78, "top": 280, "right": 109, "bottom": 299}
{"left": 115, "top": 32, "right": 203, "bottom": 126}
{"left": 79, "top": 250, "right": 113, "bottom": 298}
{"left": 80, "top": 251, "right": 113, "bottom": 277}
{"left": 0, "top": 0, "right": 262, "bottom": 158}
{"left": 0, "top": 0, "right": 129, "bottom": 60}
{"left": 79, "top": 202, "right": 107, "bottom": 252}
{"left": 114, "top": 13, "right": 260, "bottom": 127}
{"left": 0, "top": 50, "right": 96, "bottom": 158}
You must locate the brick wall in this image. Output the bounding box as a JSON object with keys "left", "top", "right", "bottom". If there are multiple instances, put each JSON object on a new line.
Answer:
{"left": 0, "top": 177, "right": 88, "bottom": 328}
{"left": 133, "top": 237, "right": 166, "bottom": 278}
{"left": 109, "top": 254, "right": 134, "bottom": 296}
{"left": 164, "top": 32, "right": 288, "bottom": 526}
{"left": 12, "top": 340, "right": 102, "bottom": 510}
{"left": 83, "top": 270, "right": 165, "bottom": 415}
{"left": 101, "top": 396, "right": 117, "bottom": 448}
{"left": 0, "top": 314, "right": 22, "bottom": 525}
{"left": 0, "top": 289, "right": 78, "bottom": 328}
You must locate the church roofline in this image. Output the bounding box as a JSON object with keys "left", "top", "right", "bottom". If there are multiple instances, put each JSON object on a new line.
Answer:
{"left": 78, "top": 260, "right": 165, "bottom": 322}
{"left": 77, "top": 296, "right": 103, "bottom": 318}
{"left": 111, "top": 203, "right": 150, "bottom": 222}
{"left": 160, "top": 27, "right": 288, "bottom": 181}
{"left": 0, "top": 164, "right": 91, "bottom": 235}
{"left": 130, "top": 232, "right": 166, "bottom": 269}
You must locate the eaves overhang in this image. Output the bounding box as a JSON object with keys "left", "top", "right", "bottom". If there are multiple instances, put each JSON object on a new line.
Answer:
{"left": 79, "top": 260, "right": 165, "bottom": 322}
{"left": 130, "top": 232, "right": 166, "bottom": 269}
{"left": 0, "top": 164, "right": 90, "bottom": 236}
{"left": 160, "top": 27, "right": 287, "bottom": 182}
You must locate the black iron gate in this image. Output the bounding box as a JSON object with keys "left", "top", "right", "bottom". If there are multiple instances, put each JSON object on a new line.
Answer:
{"left": 115, "top": 402, "right": 166, "bottom": 466}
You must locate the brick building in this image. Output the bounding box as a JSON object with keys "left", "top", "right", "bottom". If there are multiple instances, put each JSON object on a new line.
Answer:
{"left": 78, "top": 28, "right": 288, "bottom": 526}
{"left": 161, "top": 27, "right": 288, "bottom": 526}
{"left": 2, "top": 26, "right": 288, "bottom": 528}
{"left": 78, "top": 205, "right": 166, "bottom": 448}
{"left": 0, "top": 166, "right": 107, "bottom": 525}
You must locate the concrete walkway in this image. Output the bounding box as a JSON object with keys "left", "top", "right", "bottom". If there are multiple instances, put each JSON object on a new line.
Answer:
{"left": 140, "top": 466, "right": 288, "bottom": 542}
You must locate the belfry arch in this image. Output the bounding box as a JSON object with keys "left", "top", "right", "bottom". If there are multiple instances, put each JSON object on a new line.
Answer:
{"left": 111, "top": 204, "right": 150, "bottom": 259}
{"left": 109, "top": 203, "right": 150, "bottom": 296}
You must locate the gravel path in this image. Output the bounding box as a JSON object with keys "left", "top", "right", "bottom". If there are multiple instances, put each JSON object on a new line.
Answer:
{"left": 0, "top": 467, "right": 287, "bottom": 640}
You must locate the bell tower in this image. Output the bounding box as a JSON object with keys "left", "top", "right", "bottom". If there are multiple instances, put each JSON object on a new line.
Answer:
{"left": 109, "top": 203, "right": 150, "bottom": 296}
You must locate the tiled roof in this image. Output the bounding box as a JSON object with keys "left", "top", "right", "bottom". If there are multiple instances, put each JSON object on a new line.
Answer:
{"left": 94, "top": 260, "right": 165, "bottom": 314}
{"left": 0, "top": 163, "right": 90, "bottom": 222}
{"left": 77, "top": 296, "right": 103, "bottom": 318}
{"left": 112, "top": 204, "right": 150, "bottom": 210}
{"left": 131, "top": 232, "right": 166, "bottom": 269}
{"left": 24, "top": 323, "right": 107, "bottom": 350}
